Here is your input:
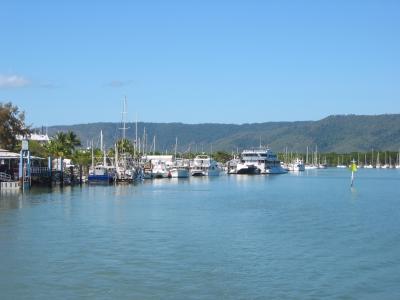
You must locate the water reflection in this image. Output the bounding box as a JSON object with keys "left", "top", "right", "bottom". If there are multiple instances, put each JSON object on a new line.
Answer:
{"left": 0, "top": 190, "right": 23, "bottom": 210}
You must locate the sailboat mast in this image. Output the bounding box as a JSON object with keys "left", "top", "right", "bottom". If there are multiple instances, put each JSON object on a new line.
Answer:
{"left": 135, "top": 114, "right": 138, "bottom": 157}
{"left": 306, "top": 146, "right": 309, "bottom": 165}
{"left": 91, "top": 140, "right": 94, "bottom": 170}
{"left": 175, "top": 137, "right": 178, "bottom": 158}
{"left": 122, "top": 97, "right": 127, "bottom": 140}
{"left": 153, "top": 135, "right": 156, "bottom": 155}
{"left": 100, "top": 130, "right": 103, "bottom": 153}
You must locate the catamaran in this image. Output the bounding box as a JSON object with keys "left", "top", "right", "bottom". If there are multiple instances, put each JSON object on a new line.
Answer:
{"left": 235, "top": 147, "right": 287, "bottom": 174}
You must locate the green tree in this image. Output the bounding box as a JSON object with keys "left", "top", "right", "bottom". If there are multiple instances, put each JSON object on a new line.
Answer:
{"left": 46, "top": 131, "right": 81, "bottom": 158}
{"left": 117, "top": 139, "right": 134, "bottom": 155}
{"left": 0, "top": 102, "right": 31, "bottom": 151}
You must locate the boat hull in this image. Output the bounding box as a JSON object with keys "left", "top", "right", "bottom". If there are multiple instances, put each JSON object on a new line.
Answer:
{"left": 236, "top": 165, "right": 260, "bottom": 175}
{"left": 170, "top": 168, "right": 189, "bottom": 178}
{"left": 88, "top": 174, "right": 115, "bottom": 184}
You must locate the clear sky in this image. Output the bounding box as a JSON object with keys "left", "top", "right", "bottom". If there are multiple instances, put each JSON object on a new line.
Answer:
{"left": 1, "top": 0, "right": 399, "bottom": 126}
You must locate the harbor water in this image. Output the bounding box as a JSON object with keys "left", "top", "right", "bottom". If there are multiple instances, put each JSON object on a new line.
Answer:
{"left": 1, "top": 169, "right": 400, "bottom": 299}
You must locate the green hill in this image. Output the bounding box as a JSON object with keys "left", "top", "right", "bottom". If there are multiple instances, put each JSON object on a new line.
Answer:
{"left": 44, "top": 114, "right": 400, "bottom": 153}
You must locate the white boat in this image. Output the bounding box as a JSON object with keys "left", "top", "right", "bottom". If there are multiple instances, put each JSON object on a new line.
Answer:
{"left": 170, "top": 166, "right": 189, "bottom": 178}
{"left": 336, "top": 156, "right": 347, "bottom": 168}
{"left": 304, "top": 146, "right": 319, "bottom": 170}
{"left": 191, "top": 155, "right": 221, "bottom": 176}
{"left": 226, "top": 157, "right": 241, "bottom": 174}
{"left": 236, "top": 147, "right": 287, "bottom": 175}
{"left": 152, "top": 160, "right": 170, "bottom": 178}
{"left": 287, "top": 158, "right": 305, "bottom": 171}
{"left": 169, "top": 140, "right": 190, "bottom": 178}
{"left": 305, "top": 164, "right": 318, "bottom": 170}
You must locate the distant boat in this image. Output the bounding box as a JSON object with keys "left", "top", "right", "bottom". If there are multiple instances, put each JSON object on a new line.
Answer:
{"left": 170, "top": 166, "right": 189, "bottom": 178}
{"left": 305, "top": 145, "right": 319, "bottom": 169}
{"left": 170, "top": 159, "right": 190, "bottom": 178}
{"left": 365, "top": 149, "right": 374, "bottom": 168}
{"left": 396, "top": 149, "right": 400, "bottom": 169}
{"left": 234, "top": 147, "right": 287, "bottom": 174}
{"left": 376, "top": 152, "right": 381, "bottom": 168}
{"left": 336, "top": 156, "right": 347, "bottom": 168}
{"left": 287, "top": 158, "right": 305, "bottom": 172}
{"left": 88, "top": 132, "right": 116, "bottom": 184}
{"left": 152, "top": 160, "right": 171, "bottom": 178}
{"left": 191, "top": 155, "right": 221, "bottom": 176}
{"left": 169, "top": 138, "right": 190, "bottom": 178}
{"left": 88, "top": 165, "right": 116, "bottom": 183}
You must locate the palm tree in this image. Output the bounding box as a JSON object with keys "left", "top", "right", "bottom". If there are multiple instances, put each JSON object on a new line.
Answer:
{"left": 65, "top": 131, "right": 81, "bottom": 153}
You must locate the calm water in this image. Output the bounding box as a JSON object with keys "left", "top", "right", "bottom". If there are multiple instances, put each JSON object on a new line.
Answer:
{"left": 1, "top": 169, "right": 400, "bottom": 299}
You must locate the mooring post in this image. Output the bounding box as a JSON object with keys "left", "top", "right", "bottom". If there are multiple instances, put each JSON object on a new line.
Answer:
{"left": 60, "top": 157, "right": 64, "bottom": 187}
{"left": 48, "top": 156, "right": 52, "bottom": 186}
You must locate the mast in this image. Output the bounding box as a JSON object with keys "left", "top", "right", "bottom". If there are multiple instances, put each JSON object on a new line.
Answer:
{"left": 175, "top": 137, "right": 178, "bottom": 158}
{"left": 120, "top": 97, "right": 129, "bottom": 140}
{"left": 91, "top": 140, "right": 94, "bottom": 170}
{"left": 153, "top": 135, "right": 156, "bottom": 155}
{"left": 114, "top": 143, "right": 118, "bottom": 167}
{"left": 306, "top": 146, "right": 309, "bottom": 165}
{"left": 134, "top": 114, "right": 138, "bottom": 158}
{"left": 103, "top": 146, "right": 107, "bottom": 166}
{"left": 100, "top": 130, "right": 103, "bottom": 153}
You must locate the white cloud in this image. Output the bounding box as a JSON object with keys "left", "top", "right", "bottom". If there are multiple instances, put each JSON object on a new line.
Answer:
{"left": 0, "top": 74, "right": 30, "bottom": 88}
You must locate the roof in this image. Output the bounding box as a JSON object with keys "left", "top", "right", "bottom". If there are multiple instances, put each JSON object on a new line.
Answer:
{"left": 0, "top": 149, "right": 44, "bottom": 160}
{"left": 0, "top": 149, "right": 20, "bottom": 159}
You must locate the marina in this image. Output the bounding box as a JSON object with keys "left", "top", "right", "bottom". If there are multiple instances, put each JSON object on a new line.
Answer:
{"left": 1, "top": 168, "right": 400, "bottom": 299}
{"left": 2, "top": 1, "right": 400, "bottom": 298}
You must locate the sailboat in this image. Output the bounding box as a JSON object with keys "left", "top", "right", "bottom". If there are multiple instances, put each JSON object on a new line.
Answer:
{"left": 336, "top": 155, "right": 347, "bottom": 168}
{"left": 381, "top": 152, "right": 390, "bottom": 168}
{"left": 376, "top": 152, "right": 381, "bottom": 168}
{"left": 365, "top": 149, "right": 374, "bottom": 168}
{"left": 88, "top": 131, "right": 116, "bottom": 183}
{"left": 169, "top": 137, "right": 190, "bottom": 178}
{"left": 304, "top": 146, "right": 318, "bottom": 169}
{"left": 114, "top": 97, "right": 142, "bottom": 182}
{"left": 396, "top": 149, "right": 400, "bottom": 169}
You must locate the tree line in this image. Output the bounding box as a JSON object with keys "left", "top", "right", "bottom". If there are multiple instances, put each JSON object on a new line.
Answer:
{"left": 2, "top": 102, "right": 399, "bottom": 168}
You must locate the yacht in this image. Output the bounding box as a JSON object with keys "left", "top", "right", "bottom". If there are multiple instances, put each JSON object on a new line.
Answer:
{"left": 152, "top": 160, "right": 171, "bottom": 178}
{"left": 236, "top": 148, "right": 287, "bottom": 174}
{"left": 287, "top": 158, "right": 305, "bottom": 172}
{"left": 191, "top": 155, "right": 221, "bottom": 176}
{"left": 170, "top": 159, "right": 190, "bottom": 178}
{"left": 170, "top": 166, "right": 189, "bottom": 178}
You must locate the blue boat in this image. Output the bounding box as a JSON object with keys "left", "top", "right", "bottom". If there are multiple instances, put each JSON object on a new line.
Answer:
{"left": 88, "top": 165, "right": 116, "bottom": 184}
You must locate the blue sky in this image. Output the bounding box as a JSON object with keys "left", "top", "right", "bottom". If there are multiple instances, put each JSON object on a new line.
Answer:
{"left": 1, "top": 0, "right": 399, "bottom": 126}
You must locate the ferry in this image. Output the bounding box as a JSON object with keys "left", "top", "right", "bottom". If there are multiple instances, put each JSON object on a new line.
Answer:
{"left": 236, "top": 148, "right": 288, "bottom": 174}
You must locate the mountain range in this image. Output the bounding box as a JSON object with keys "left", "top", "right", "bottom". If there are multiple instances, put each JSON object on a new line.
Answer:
{"left": 44, "top": 114, "right": 400, "bottom": 153}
